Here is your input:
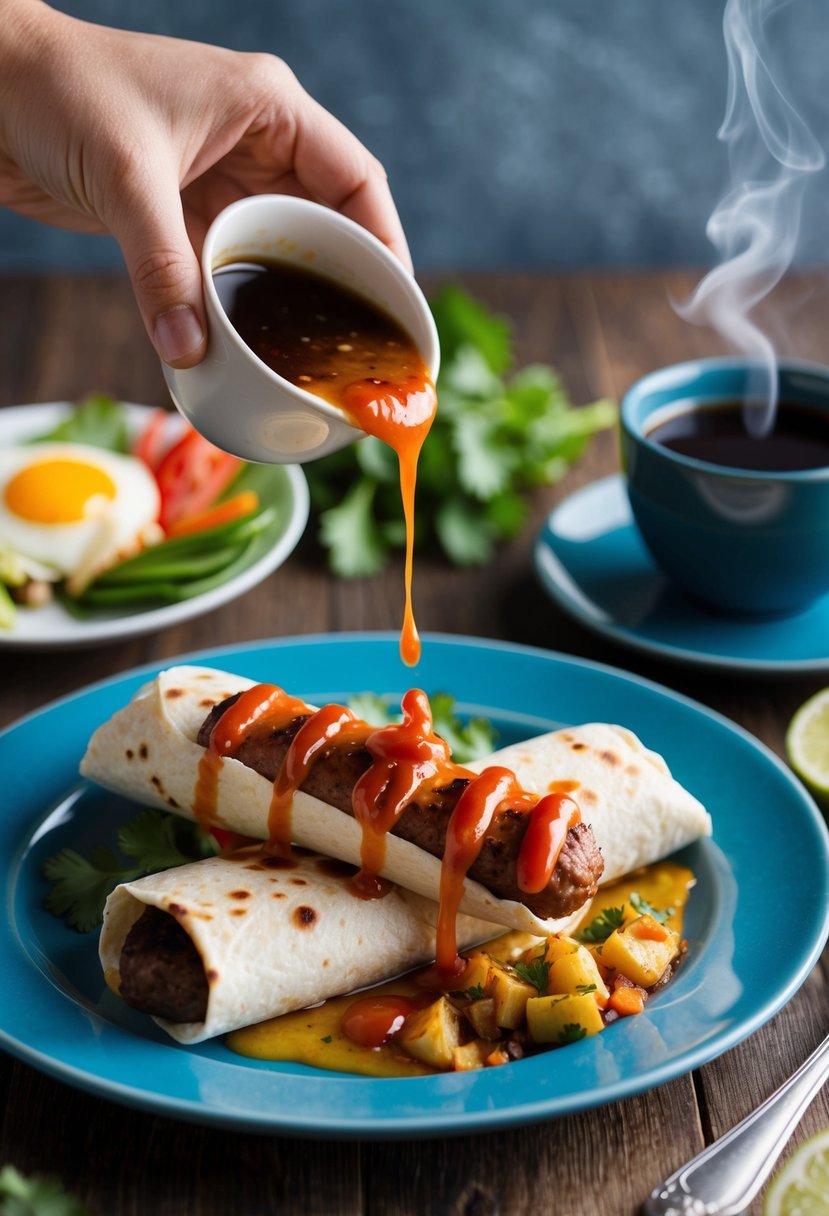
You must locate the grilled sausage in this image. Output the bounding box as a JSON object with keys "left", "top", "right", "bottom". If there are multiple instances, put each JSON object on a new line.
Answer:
{"left": 197, "top": 696, "right": 604, "bottom": 920}
{"left": 119, "top": 906, "right": 208, "bottom": 1023}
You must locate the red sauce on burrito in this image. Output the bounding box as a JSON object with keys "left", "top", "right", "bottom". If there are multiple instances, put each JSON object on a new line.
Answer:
{"left": 196, "top": 683, "right": 582, "bottom": 979}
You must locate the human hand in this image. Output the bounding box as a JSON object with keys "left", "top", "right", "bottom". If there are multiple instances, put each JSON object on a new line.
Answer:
{"left": 0, "top": 0, "right": 411, "bottom": 367}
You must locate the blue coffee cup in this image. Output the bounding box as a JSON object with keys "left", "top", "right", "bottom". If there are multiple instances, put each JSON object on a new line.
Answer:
{"left": 620, "top": 358, "right": 829, "bottom": 617}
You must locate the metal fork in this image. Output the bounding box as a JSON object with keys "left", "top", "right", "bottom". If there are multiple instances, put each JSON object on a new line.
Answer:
{"left": 643, "top": 1031, "right": 829, "bottom": 1216}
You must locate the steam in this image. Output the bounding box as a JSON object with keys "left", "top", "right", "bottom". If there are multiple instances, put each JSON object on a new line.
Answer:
{"left": 677, "top": 0, "right": 824, "bottom": 432}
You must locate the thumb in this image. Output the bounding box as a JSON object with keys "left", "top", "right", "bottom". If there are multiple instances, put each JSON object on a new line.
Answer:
{"left": 110, "top": 180, "right": 207, "bottom": 369}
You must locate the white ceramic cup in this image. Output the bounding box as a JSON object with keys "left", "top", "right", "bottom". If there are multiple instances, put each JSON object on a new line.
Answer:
{"left": 163, "top": 195, "right": 440, "bottom": 464}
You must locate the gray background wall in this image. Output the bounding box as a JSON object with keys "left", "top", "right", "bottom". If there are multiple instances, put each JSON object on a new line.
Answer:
{"left": 1, "top": 0, "right": 826, "bottom": 271}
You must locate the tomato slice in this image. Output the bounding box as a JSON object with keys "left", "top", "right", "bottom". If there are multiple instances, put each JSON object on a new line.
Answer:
{"left": 132, "top": 408, "right": 171, "bottom": 471}
{"left": 154, "top": 428, "right": 241, "bottom": 532}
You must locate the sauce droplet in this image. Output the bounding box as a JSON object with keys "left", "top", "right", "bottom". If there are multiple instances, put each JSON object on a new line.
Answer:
{"left": 342, "top": 994, "right": 418, "bottom": 1048}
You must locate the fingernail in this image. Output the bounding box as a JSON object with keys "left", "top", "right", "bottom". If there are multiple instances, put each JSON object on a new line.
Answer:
{"left": 154, "top": 305, "right": 204, "bottom": 364}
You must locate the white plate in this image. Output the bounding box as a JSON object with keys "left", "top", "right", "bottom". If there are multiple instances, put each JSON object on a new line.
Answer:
{"left": 0, "top": 403, "right": 309, "bottom": 651}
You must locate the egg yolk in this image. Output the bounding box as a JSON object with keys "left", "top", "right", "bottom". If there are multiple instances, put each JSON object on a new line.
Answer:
{"left": 5, "top": 458, "right": 117, "bottom": 524}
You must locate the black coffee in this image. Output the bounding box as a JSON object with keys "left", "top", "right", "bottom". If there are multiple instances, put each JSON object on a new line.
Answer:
{"left": 647, "top": 401, "right": 829, "bottom": 472}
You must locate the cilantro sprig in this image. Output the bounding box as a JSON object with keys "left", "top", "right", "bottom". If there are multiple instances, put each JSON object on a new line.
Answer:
{"left": 0, "top": 1165, "right": 92, "bottom": 1216}
{"left": 629, "top": 892, "right": 673, "bottom": 924}
{"left": 43, "top": 810, "right": 219, "bottom": 933}
{"left": 306, "top": 284, "right": 616, "bottom": 575}
{"left": 575, "top": 905, "right": 625, "bottom": 944}
{"left": 513, "top": 957, "right": 550, "bottom": 994}
{"left": 346, "top": 691, "right": 497, "bottom": 765}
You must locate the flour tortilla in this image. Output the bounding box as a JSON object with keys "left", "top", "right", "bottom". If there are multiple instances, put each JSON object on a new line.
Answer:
{"left": 468, "top": 724, "right": 711, "bottom": 884}
{"left": 81, "top": 664, "right": 710, "bottom": 935}
{"left": 100, "top": 846, "right": 498, "bottom": 1044}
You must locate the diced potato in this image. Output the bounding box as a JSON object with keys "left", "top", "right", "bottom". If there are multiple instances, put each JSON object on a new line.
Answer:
{"left": 488, "top": 960, "right": 536, "bottom": 1029}
{"left": 459, "top": 952, "right": 494, "bottom": 997}
{"left": 451, "top": 1039, "right": 492, "bottom": 1072}
{"left": 600, "top": 918, "right": 680, "bottom": 988}
{"left": 466, "top": 998, "right": 500, "bottom": 1041}
{"left": 526, "top": 993, "right": 605, "bottom": 1045}
{"left": 543, "top": 935, "right": 581, "bottom": 965}
{"left": 397, "top": 997, "right": 463, "bottom": 1069}
{"left": 547, "top": 943, "right": 609, "bottom": 1006}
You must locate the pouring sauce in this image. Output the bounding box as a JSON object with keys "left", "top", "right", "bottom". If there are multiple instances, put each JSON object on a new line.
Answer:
{"left": 213, "top": 259, "right": 436, "bottom": 666}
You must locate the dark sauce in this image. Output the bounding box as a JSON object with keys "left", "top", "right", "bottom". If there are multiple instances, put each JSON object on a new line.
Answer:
{"left": 212, "top": 259, "right": 426, "bottom": 411}
{"left": 212, "top": 258, "right": 436, "bottom": 667}
{"left": 647, "top": 400, "right": 829, "bottom": 472}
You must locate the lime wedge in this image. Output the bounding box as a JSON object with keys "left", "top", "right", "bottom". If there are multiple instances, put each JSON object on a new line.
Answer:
{"left": 764, "top": 1126, "right": 829, "bottom": 1215}
{"left": 785, "top": 689, "right": 829, "bottom": 809}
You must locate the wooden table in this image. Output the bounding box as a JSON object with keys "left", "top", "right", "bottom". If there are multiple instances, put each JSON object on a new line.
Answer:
{"left": 0, "top": 271, "right": 826, "bottom": 1215}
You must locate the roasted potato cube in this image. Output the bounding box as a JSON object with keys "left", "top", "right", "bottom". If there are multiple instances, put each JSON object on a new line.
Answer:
{"left": 600, "top": 918, "right": 680, "bottom": 989}
{"left": 547, "top": 943, "right": 609, "bottom": 1005}
{"left": 466, "top": 998, "right": 500, "bottom": 1041}
{"left": 459, "top": 952, "right": 494, "bottom": 998}
{"left": 526, "top": 993, "right": 604, "bottom": 1045}
{"left": 488, "top": 961, "right": 536, "bottom": 1029}
{"left": 543, "top": 935, "right": 581, "bottom": 965}
{"left": 397, "top": 997, "right": 463, "bottom": 1070}
{"left": 451, "top": 1039, "right": 491, "bottom": 1071}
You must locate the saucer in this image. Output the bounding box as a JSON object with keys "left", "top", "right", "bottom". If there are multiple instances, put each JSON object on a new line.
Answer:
{"left": 534, "top": 475, "right": 829, "bottom": 673}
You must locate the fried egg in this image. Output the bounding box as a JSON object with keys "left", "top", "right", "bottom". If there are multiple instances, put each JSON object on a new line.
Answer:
{"left": 0, "top": 443, "right": 162, "bottom": 590}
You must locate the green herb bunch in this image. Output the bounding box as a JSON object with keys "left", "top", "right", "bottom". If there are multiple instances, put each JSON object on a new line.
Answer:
{"left": 306, "top": 284, "right": 615, "bottom": 576}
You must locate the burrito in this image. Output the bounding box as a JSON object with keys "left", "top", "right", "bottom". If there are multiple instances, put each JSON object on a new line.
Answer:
{"left": 81, "top": 665, "right": 710, "bottom": 937}
{"left": 99, "top": 846, "right": 501, "bottom": 1044}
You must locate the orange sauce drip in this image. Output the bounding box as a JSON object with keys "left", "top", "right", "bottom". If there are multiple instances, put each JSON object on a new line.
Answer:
{"left": 434, "top": 768, "right": 536, "bottom": 981}
{"left": 342, "top": 376, "right": 436, "bottom": 667}
{"left": 516, "top": 793, "right": 581, "bottom": 895}
{"left": 268, "top": 704, "right": 370, "bottom": 858}
{"left": 350, "top": 688, "right": 460, "bottom": 897}
{"left": 341, "top": 994, "right": 424, "bottom": 1048}
{"left": 193, "top": 683, "right": 310, "bottom": 836}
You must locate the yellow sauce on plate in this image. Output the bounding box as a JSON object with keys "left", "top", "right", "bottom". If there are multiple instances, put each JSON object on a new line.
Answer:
{"left": 226, "top": 861, "right": 695, "bottom": 1076}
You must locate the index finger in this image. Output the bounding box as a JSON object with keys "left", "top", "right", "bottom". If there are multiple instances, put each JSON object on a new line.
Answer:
{"left": 288, "top": 90, "right": 413, "bottom": 273}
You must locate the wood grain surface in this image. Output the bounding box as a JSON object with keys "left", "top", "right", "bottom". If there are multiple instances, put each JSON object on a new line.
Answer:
{"left": 0, "top": 271, "right": 826, "bottom": 1216}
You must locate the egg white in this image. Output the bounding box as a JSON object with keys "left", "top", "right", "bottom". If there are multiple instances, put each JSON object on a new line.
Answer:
{"left": 0, "top": 443, "right": 162, "bottom": 587}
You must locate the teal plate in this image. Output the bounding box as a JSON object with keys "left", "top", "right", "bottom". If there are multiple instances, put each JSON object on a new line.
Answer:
{"left": 535, "top": 475, "right": 829, "bottom": 673}
{"left": 2, "top": 633, "right": 828, "bottom": 1137}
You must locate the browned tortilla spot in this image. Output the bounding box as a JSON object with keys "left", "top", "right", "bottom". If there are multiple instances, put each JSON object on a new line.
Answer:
{"left": 230, "top": 908, "right": 247, "bottom": 917}
{"left": 600, "top": 749, "right": 621, "bottom": 766}
{"left": 293, "top": 905, "right": 317, "bottom": 928}
{"left": 165, "top": 688, "right": 184, "bottom": 699}
{"left": 290, "top": 878, "right": 308, "bottom": 886}
{"left": 570, "top": 742, "right": 587, "bottom": 751}
{"left": 322, "top": 959, "right": 330, "bottom": 967}
{"left": 139, "top": 743, "right": 148, "bottom": 760}
{"left": 580, "top": 788, "right": 598, "bottom": 805}
{"left": 199, "top": 697, "right": 217, "bottom": 707}
{"left": 193, "top": 912, "right": 213, "bottom": 921}
{"left": 625, "top": 764, "right": 640, "bottom": 778}
{"left": 150, "top": 775, "right": 163, "bottom": 790}
{"left": 548, "top": 779, "right": 580, "bottom": 794}
{"left": 125, "top": 748, "right": 134, "bottom": 760}
{"left": 206, "top": 969, "right": 219, "bottom": 985}
{"left": 167, "top": 902, "right": 186, "bottom": 919}
{"left": 229, "top": 889, "right": 250, "bottom": 900}
{"left": 272, "top": 892, "right": 286, "bottom": 900}
{"left": 167, "top": 796, "right": 180, "bottom": 809}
